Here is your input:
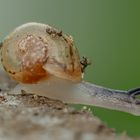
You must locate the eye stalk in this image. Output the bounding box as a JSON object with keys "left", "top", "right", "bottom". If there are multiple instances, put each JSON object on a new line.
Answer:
{"left": 1, "top": 22, "right": 140, "bottom": 116}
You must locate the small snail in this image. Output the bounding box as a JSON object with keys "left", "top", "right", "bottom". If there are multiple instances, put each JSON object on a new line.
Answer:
{"left": 1, "top": 22, "right": 140, "bottom": 115}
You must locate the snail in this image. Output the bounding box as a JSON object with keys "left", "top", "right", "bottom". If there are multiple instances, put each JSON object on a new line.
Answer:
{"left": 1, "top": 22, "right": 140, "bottom": 115}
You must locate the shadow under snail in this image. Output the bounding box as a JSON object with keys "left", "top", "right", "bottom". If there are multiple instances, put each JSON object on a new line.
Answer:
{"left": 1, "top": 22, "right": 140, "bottom": 115}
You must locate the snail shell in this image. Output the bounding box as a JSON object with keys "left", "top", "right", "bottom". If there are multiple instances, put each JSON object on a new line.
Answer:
{"left": 1, "top": 23, "right": 82, "bottom": 84}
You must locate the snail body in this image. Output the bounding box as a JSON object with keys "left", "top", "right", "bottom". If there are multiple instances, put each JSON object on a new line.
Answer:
{"left": 1, "top": 22, "right": 140, "bottom": 115}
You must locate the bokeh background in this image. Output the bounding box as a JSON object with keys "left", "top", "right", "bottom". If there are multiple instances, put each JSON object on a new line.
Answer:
{"left": 0, "top": 0, "right": 140, "bottom": 137}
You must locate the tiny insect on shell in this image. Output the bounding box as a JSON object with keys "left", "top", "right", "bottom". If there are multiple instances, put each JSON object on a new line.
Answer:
{"left": 1, "top": 22, "right": 140, "bottom": 116}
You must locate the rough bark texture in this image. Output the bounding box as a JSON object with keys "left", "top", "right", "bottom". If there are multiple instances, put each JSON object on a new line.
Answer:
{"left": 0, "top": 91, "right": 136, "bottom": 140}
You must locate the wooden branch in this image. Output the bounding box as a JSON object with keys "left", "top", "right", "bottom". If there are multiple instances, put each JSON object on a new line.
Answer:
{"left": 0, "top": 92, "right": 133, "bottom": 140}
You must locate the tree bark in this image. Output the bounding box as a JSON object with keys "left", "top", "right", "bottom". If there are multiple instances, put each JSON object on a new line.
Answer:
{"left": 0, "top": 91, "right": 134, "bottom": 140}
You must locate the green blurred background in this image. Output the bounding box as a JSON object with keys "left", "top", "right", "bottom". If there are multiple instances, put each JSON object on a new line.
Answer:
{"left": 0, "top": 0, "right": 140, "bottom": 137}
